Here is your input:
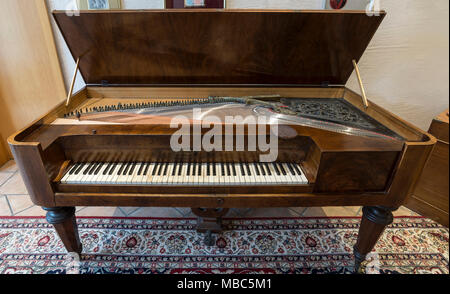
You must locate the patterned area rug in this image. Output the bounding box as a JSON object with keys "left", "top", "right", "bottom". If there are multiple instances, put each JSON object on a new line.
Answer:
{"left": 0, "top": 216, "right": 448, "bottom": 274}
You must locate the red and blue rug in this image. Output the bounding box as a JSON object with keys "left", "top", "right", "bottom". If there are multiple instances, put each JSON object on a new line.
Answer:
{"left": 0, "top": 216, "right": 448, "bottom": 274}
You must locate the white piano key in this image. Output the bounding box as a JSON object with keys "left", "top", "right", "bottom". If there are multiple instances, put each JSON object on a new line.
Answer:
{"left": 135, "top": 163, "right": 147, "bottom": 184}
{"left": 145, "top": 163, "right": 156, "bottom": 184}
{"left": 106, "top": 163, "right": 120, "bottom": 184}
{"left": 96, "top": 163, "right": 111, "bottom": 184}
{"left": 177, "top": 164, "right": 187, "bottom": 185}
{"left": 127, "top": 163, "right": 140, "bottom": 184}
{"left": 251, "top": 164, "right": 263, "bottom": 184}
{"left": 295, "top": 163, "right": 308, "bottom": 183}
{"left": 226, "top": 163, "right": 233, "bottom": 185}
{"left": 277, "top": 163, "right": 290, "bottom": 183}
{"left": 117, "top": 162, "right": 131, "bottom": 184}
{"left": 91, "top": 163, "right": 108, "bottom": 184}
{"left": 125, "top": 163, "right": 136, "bottom": 184}
{"left": 281, "top": 163, "right": 296, "bottom": 183}
{"left": 219, "top": 163, "right": 225, "bottom": 186}
{"left": 199, "top": 163, "right": 206, "bottom": 186}
{"left": 161, "top": 163, "right": 172, "bottom": 185}
{"left": 61, "top": 164, "right": 77, "bottom": 183}
{"left": 77, "top": 163, "right": 95, "bottom": 183}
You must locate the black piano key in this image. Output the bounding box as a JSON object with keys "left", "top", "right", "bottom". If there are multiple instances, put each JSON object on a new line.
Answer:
{"left": 172, "top": 162, "right": 178, "bottom": 176}
{"left": 143, "top": 163, "right": 151, "bottom": 175}
{"left": 240, "top": 163, "right": 246, "bottom": 176}
{"left": 272, "top": 163, "right": 281, "bottom": 175}
{"left": 128, "top": 162, "right": 137, "bottom": 175}
{"left": 287, "top": 162, "right": 296, "bottom": 175}
{"left": 156, "top": 162, "right": 164, "bottom": 176}
{"left": 117, "top": 163, "right": 126, "bottom": 175}
{"left": 197, "top": 163, "right": 201, "bottom": 176}
{"left": 94, "top": 163, "right": 103, "bottom": 175}
{"left": 163, "top": 162, "right": 169, "bottom": 175}
{"left": 83, "top": 162, "right": 95, "bottom": 175}
{"left": 178, "top": 163, "right": 183, "bottom": 176}
{"left": 226, "top": 163, "right": 231, "bottom": 176}
{"left": 123, "top": 162, "right": 132, "bottom": 175}
{"left": 264, "top": 163, "right": 272, "bottom": 176}
{"left": 213, "top": 164, "right": 217, "bottom": 176}
{"left": 278, "top": 163, "right": 287, "bottom": 175}
{"left": 231, "top": 163, "right": 237, "bottom": 176}
{"left": 137, "top": 162, "right": 145, "bottom": 176}
{"left": 152, "top": 163, "right": 160, "bottom": 176}
{"left": 258, "top": 163, "right": 266, "bottom": 176}
{"left": 74, "top": 163, "right": 85, "bottom": 175}
{"left": 292, "top": 163, "right": 302, "bottom": 175}
{"left": 221, "top": 163, "right": 225, "bottom": 176}
{"left": 254, "top": 163, "right": 260, "bottom": 176}
{"left": 207, "top": 163, "right": 210, "bottom": 176}
{"left": 103, "top": 162, "right": 113, "bottom": 175}
{"left": 109, "top": 163, "right": 118, "bottom": 175}
{"left": 187, "top": 162, "right": 191, "bottom": 176}
{"left": 89, "top": 162, "right": 100, "bottom": 175}
{"left": 68, "top": 163, "right": 79, "bottom": 175}
{"left": 245, "top": 163, "right": 251, "bottom": 175}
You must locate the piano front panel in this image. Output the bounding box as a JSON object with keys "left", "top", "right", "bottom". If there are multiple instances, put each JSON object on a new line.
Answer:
{"left": 42, "top": 132, "right": 403, "bottom": 194}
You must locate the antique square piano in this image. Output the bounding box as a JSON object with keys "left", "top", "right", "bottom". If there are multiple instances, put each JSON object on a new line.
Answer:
{"left": 8, "top": 9, "right": 435, "bottom": 272}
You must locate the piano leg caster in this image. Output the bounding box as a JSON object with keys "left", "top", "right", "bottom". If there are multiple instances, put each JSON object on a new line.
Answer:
{"left": 43, "top": 207, "right": 82, "bottom": 254}
{"left": 191, "top": 208, "right": 229, "bottom": 246}
{"left": 353, "top": 206, "right": 394, "bottom": 273}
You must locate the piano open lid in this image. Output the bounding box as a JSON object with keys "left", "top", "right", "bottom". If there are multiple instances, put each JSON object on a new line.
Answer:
{"left": 53, "top": 9, "right": 385, "bottom": 86}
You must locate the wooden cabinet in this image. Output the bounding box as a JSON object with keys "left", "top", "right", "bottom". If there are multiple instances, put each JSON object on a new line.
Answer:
{"left": 406, "top": 110, "right": 449, "bottom": 226}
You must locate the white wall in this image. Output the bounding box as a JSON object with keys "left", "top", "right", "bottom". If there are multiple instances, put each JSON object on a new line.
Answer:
{"left": 346, "top": 0, "right": 449, "bottom": 130}
{"left": 47, "top": 0, "right": 449, "bottom": 131}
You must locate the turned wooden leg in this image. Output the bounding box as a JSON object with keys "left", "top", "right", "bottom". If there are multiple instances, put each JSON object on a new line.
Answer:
{"left": 43, "top": 207, "right": 82, "bottom": 254}
{"left": 191, "top": 208, "right": 230, "bottom": 246}
{"left": 353, "top": 206, "right": 394, "bottom": 273}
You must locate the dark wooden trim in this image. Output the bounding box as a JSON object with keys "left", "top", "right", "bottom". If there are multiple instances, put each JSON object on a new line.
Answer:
{"left": 54, "top": 192, "right": 390, "bottom": 208}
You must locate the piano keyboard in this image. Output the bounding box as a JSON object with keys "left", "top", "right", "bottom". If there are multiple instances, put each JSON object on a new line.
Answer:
{"left": 60, "top": 162, "right": 308, "bottom": 186}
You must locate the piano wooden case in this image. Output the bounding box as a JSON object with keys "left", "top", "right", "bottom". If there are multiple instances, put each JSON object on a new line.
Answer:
{"left": 8, "top": 10, "right": 435, "bottom": 271}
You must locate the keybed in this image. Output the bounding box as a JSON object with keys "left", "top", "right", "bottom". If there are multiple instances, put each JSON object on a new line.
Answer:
{"left": 61, "top": 162, "right": 308, "bottom": 186}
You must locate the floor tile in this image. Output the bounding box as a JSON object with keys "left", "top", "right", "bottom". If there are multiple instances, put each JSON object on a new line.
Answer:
{"left": 393, "top": 206, "right": 417, "bottom": 217}
{"left": 229, "top": 208, "right": 254, "bottom": 217}
{"left": 173, "top": 207, "right": 192, "bottom": 217}
{"left": 76, "top": 207, "right": 126, "bottom": 217}
{"left": 15, "top": 205, "right": 46, "bottom": 217}
{"left": 289, "top": 207, "right": 308, "bottom": 216}
{"left": 0, "top": 160, "right": 18, "bottom": 173}
{"left": 0, "top": 173, "right": 28, "bottom": 195}
{"left": 0, "top": 196, "right": 12, "bottom": 216}
{"left": 0, "top": 172, "right": 14, "bottom": 186}
{"left": 6, "top": 195, "right": 34, "bottom": 214}
{"left": 230, "top": 208, "right": 301, "bottom": 218}
{"left": 118, "top": 207, "right": 141, "bottom": 216}
{"left": 128, "top": 207, "right": 186, "bottom": 218}
{"left": 302, "top": 206, "right": 359, "bottom": 217}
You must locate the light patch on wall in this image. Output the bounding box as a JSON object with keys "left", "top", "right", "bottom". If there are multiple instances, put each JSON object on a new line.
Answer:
{"left": 77, "top": 0, "right": 121, "bottom": 9}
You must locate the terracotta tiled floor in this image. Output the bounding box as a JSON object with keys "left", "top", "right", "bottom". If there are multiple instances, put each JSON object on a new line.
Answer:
{"left": 0, "top": 160, "right": 420, "bottom": 218}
